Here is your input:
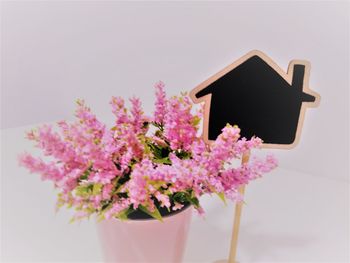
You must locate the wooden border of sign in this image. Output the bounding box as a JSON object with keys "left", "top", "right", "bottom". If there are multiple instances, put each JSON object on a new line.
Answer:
{"left": 190, "top": 50, "right": 321, "bottom": 149}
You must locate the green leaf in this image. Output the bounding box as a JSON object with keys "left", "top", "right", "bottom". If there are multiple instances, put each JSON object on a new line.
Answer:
{"left": 97, "top": 214, "right": 105, "bottom": 222}
{"left": 79, "top": 169, "right": 90, "bottom": 181}
{"left": 190, "top": 197, "right": 200, "bottom": 208}
{"left": 155, "top": 130, "right": 163, "bottom": 137}
{"left": 93, "top": 183, "right": 103, "bottom": 195}
{"left": 190, "top": 190, "right": 196, "bottom": 199}
{"left": 173, "top": 191, "right": 199, "bottom": 208}
{"left": 148, "top": 144, "right": 161, "bottom": 159}
{"left": 192, "top": 116, "right": 201, "bottom": 127}
{"left": 173, "top": 192, "right": 189, "bottom": 203}
{"left": 147, "top": 141, "right": 171, "bottom": 160}
{"left": 153, "top": 157, "right": 172, "bottom": 165}
{"left": 116, "top": 207, "right": 134, "bottom": 221}
{"left": 100, "top": 200, "right": 112, "bottom": 211}
{"left": 175, "top": 150, "right": 191, "bottom": 160}
{"left": 216, "top": 192, "right": 227, "bottom": 205}
{"left": 152, "top": 122, "right": 164, "bottom": 132}
{"left": 138, "top": 204, "right": 163, "bottom": 222}
{"left": 75, "top": 185, "right": 90, "bottom": 197}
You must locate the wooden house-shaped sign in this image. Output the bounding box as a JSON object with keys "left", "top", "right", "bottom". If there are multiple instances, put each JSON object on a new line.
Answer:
{"left": 190, "top": 50, "right": 320, "bottom": 149}
{"left": 190, "top": 50, "right": 321, "bottom": 262}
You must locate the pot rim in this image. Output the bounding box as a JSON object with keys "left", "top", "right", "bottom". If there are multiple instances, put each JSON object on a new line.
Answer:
{"left": 104, "top": 204, "right": 192, "bottom": 223}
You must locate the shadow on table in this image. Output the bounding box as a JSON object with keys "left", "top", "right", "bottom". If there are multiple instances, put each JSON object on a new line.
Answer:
{"left": 185, "top": 214, "right": 316, "bottom": 262}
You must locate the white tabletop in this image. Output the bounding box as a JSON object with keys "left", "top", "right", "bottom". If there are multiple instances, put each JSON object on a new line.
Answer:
{"left": 1, "top": 125, "right": 349, "bottom": 262}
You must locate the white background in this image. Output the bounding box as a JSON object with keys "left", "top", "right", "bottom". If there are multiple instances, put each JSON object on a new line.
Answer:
{"left": 1, "top": 1, "right": 349, "bottom": 262}
{"left": 2, "top": 1, "right": 349, "bottom": 181}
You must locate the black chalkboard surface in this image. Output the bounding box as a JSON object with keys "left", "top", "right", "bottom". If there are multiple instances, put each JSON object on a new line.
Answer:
{"left": 190, "top": 50, "right": 320, "bottom": 149}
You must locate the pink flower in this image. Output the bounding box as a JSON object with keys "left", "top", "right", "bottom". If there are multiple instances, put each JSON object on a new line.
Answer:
{"left": 105, "top": 199, "right": 131, "bottom": 220}
{"left": 102, "top": 184, "right": 114, "bottom": 200}
{"left": 154, "top": 81, "right": 167, "bottom": 124}
{"left": 19, "top": 83, "right": 278, "bottom": 221}
{"left": 72, "top": 211, "right": 89, "bottom": 221}
{"left": 195, "top": 206, "right": 205, "bottom": 217}
{"left": 59, "top": 168, "right": 83, "bottom": 193}
{"left": 128, "top": 160, "right": 150, "bottom": 209}
{"left": 30, "top": 125, "right": 82, "bottom": 166}
{"left": 110, "top": 96, "right": 129, "bottom": 125}
{"left": 18, "top": 153, "right": 63, "bottom": 182}
{"left": 89, "top": 171, "right": 116, "bottom": 184}
{"left": 75, "top": 99, "right": 105, "bottom": 139}
{"left": 155, "top": 192, "right": 171, "bottom": 208}
{"left": 173, "top": 202, "right": 184, "bottom": 211}
{"left": 130, "top": 97, "right": 147, "bottom": 134}
{"left": 163, "top": 95, "right": 199, "bottom": 151}
{"left": 150, "top": 135, "right": 168, "bottom": 148}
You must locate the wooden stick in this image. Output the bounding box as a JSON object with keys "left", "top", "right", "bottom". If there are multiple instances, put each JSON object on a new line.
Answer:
{"left": 228, "top": 151, "right": 251, "bottom": 263}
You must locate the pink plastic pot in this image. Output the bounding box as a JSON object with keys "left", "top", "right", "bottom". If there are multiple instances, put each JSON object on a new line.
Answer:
{"left": 96, "top": 206, "right": 193, "bottom": 263}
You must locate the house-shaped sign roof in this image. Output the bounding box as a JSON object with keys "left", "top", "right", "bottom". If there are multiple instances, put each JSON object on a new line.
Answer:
{"left": 190, "top": 50, "right": 320, "bottom": 149}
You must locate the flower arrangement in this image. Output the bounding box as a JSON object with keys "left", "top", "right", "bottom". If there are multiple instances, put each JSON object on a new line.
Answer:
{"left": 19, "top": 82, "right": 277, "bottom": 221}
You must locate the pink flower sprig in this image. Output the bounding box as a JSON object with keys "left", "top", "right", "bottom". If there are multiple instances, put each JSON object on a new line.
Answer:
{"left": 163, "top": 95, "right": 199, "bottom": 151}
{"left": 19, "top": 82, "right": 278, "bottom": 222}
{"left": 154, "top": 81, "right": 167, "bottom": 124}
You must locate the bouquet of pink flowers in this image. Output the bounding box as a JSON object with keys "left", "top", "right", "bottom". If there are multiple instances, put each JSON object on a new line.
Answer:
{"left": 19, "top": 82, "right": 277, "bottom": 221}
